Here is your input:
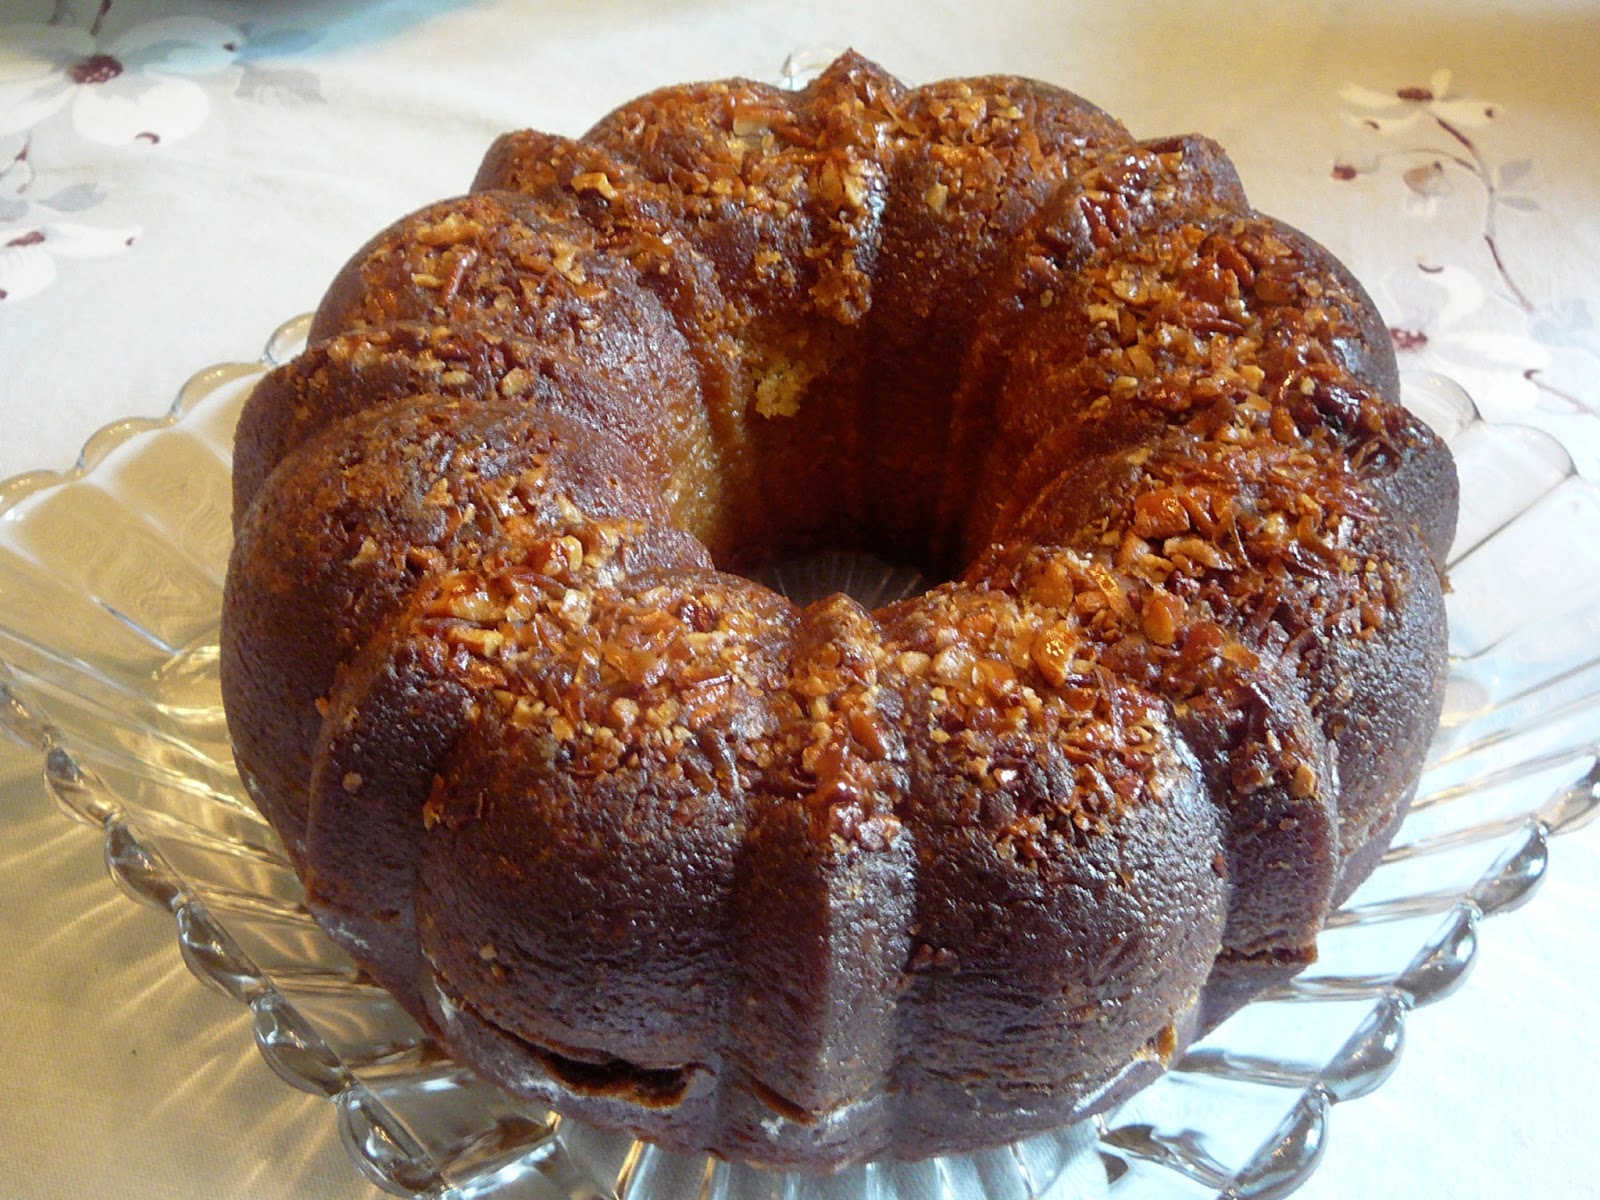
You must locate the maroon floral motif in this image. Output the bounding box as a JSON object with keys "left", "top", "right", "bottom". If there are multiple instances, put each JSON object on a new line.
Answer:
{"left": 67, "top": 54, "right": 122, "bottom": 86}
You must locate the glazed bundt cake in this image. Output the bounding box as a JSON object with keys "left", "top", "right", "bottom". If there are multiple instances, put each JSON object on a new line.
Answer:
{"left": 221, "top": 53, "right": 1456, "bottom": 1172}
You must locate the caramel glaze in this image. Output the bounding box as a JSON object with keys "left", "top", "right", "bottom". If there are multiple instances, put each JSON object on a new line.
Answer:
{"left": 221, "top": 52, "right": 1456, "bottom": 1171}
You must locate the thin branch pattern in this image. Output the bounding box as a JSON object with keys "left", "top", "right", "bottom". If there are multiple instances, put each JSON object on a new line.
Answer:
{"left": 1334, "top": 76, "right": 1537, "bottom": 315}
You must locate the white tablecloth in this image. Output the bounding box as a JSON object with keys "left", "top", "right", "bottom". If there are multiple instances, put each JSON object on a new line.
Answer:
{"left": 3, "top": 2, "right": 1597, "bottom": 1197}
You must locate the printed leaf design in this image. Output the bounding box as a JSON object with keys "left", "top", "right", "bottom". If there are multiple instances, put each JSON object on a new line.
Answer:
{"left": 40, "top": 182, "right": 108, "bottom": 212}
{"left": 235, "top": 65, "right": 324, "bottom": 106}
{"left": 1498, "top": 158, "right": 1535, "bottom": 187}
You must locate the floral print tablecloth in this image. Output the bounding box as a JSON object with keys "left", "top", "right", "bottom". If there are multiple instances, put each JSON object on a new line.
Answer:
{"left": 1, "top": 7, "right": 323, "bottom": 299}
{"left": 3, "top": 0, "right": 1596, "bottom": 486}
{"left": 1, "top": 2, "right": 1596, "bottom": 1198}
{"left": 1329, "top": 67, "right": 1598, "bottom": 471}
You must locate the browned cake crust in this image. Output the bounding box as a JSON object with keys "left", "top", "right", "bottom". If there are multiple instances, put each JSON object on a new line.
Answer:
{"left": 221, "top": 53, "right": 1456, "bottom": 1172}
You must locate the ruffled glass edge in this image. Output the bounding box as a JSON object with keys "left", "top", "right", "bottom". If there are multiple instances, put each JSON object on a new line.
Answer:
{"left": 0, "top": 313, "right": 1596, "bottom": 1200}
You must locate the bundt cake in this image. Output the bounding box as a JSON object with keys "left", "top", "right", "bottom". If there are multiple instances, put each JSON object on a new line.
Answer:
{"left": 221, "top": 52, "right": 1456, "bottom": 1172}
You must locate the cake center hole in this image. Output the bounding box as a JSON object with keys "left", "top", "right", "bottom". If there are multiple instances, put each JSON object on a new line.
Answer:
{"left": 750, "top": 549, "right": 931, "bottom": 609}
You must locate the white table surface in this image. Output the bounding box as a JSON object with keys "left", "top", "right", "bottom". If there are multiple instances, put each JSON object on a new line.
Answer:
{"left": 3, "top": 1, "right": 1598, "bottom": 1197}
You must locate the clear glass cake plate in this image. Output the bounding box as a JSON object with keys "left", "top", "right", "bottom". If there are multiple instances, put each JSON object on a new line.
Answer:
{"left": 1, "top": 313, "right": 1597, "bottom": 1200}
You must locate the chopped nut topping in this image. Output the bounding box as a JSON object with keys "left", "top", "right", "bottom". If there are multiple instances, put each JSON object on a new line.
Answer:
{"left": 896, "top": 650, "right": 931, "bottom": 676}
{"left": 1141, "top": 591, "right": 1183, "bottom": 646}
{"left": 413, "top": 212, "right": 485, "bottom": 247}
{"left": 1132, "top": 490, "right": 1192, "bottom": 540}
{"left": 1030, "top": 626, "right": 1076, "bottom": 688}
{"left": 348, "top": 536, "right": 382, "bottom": 568}
{"left": 499, "top": 367, "right": 534, "bottom": 397}
{"left": 570, "top": 170, "right": 618, "bottom": 200}
{"left": 1289, "top": 761, "right": 1318, "bottom": 798}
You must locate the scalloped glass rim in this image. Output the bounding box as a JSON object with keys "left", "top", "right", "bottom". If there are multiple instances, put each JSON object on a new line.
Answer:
{"left": 0, "top": 313, "right": 1596, "bottom": 1200}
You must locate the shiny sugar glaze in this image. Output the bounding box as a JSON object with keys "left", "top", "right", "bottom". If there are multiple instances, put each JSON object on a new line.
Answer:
{"left": 221, "top": 53, "right": 1454, "bottom": 1172}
